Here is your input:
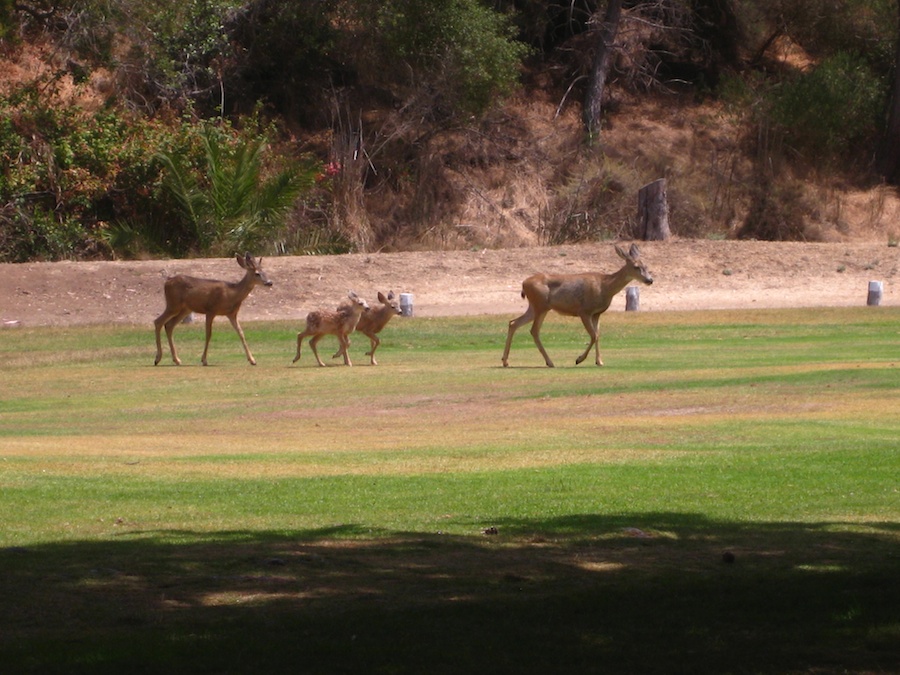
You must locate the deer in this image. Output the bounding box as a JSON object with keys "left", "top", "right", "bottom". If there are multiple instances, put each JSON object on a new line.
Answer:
{"left": 292, "top": 291, "right": 369, "bottom": 367}
{"left": 154, "top": 252, "right": 272, "bottom": 366}
{"left": 501, "top": 243, "right": 653, "bottom": 368}
{"left": 333, "top": 290, "right": 402, "bottom": 365}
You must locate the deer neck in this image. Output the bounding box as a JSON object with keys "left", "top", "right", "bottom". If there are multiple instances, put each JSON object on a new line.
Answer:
{"left": 232, "top": 271, "right": 257, "bottom": 300}
{"left": 603, "top": 264, "right": 636, "bottom": 299}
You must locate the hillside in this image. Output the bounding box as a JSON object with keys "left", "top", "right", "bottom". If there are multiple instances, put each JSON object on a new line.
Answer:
{"left": 440, "top": 90, "right": 900, "bottom": 249}
{"left": 4, "top": 30, "right": 900, "bottom": 260}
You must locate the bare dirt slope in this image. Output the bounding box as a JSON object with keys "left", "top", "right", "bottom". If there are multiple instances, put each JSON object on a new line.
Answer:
{"left": 1, "top": 240, "right": 897, "bottom": 328}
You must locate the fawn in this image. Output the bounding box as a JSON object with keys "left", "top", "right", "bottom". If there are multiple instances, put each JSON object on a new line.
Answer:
{"left": 333, "top": 291, "right": 402, "bottom": 365}
{"left": 293, "top": 291, "right": 369, "bottom": 366}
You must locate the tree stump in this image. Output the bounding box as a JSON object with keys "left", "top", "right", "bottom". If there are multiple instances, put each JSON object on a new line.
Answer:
{"left": 637, "top": 179, "right": 671, "bottom": 241}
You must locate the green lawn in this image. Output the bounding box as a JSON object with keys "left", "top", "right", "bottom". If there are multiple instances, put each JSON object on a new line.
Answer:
{"left": 1, "top": 307, "right": 898, "bottom": 673}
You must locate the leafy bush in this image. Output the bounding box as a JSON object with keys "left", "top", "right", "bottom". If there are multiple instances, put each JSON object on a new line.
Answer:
{"left": 0, "top": 75, "right": 319, "bottom": 260}
{"left": 223, "top": 0, "right": 527, "bottom": 122}
{"left": 369, "top": 0, "right": 528, "bottom": 117}
{"left": 224, "top": 0, "right": 339, "bottom": 122}
{"left": 0, "top": 83, "right": 115, "bottom": 261}
{"left": 0, "top": 204, "right": 88, "bottom": 262}
{"left": 769, "top": 52, "right": 885, "bottom": 163}
{"left": 156, "top": 123, "right": 318, "bottom": 256}
{"left": 0, "top": 0, "right": 17, "bottom": 41}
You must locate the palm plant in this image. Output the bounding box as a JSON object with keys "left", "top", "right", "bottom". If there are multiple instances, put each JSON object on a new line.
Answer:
{"left": 158, "top": 125, "right": 314, "bottom": 255}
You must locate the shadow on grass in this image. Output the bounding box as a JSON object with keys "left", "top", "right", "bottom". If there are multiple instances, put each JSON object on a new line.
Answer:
{"left": 1, "top": 514, "right": 898, "bottom": 674}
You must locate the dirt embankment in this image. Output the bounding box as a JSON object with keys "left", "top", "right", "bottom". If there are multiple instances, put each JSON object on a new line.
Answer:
{"left": 1, "top": 240, "right": 897, "bottom": 328}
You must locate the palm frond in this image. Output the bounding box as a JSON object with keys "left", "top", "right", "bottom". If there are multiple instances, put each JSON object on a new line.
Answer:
{"left": 158, "top": 124, "right": 318, "bottom": 254}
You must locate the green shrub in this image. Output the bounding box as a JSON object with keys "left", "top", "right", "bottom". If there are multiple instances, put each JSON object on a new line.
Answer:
{"left": 769, "top": 52, "right": 885, "bottom": 163}
{"left": 0, "top": 204, "right": 87, "bottom": 262}
{"left": 156, "top": 122, "right": 318, "bottom": 256}
{"left": 370, "top": 0, "right": 528, "bottom": 117}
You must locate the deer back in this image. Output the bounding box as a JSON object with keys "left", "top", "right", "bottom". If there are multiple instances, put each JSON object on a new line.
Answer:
{"left": 163, "top": 253, "right": 270, "bottom": 316}
{"left": 524, "top": 272, "right": 609, "bottom": 316}
{"left": 305, "top": 291, "right": 368, "bottom": 336}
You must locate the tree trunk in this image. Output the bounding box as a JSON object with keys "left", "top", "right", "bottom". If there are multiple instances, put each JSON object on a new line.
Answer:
{"left": 637, "top": 179, "right": 670, "bottom": 240}
{"left": 877, "top": 4, "right": 900, "bottom": 184}
{"left": 582, "top": 0, "right": 623, "bottom": 138}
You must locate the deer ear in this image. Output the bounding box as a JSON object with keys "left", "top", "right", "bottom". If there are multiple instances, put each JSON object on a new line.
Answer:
{"left": 236, "top": 253, "right": 247, "bottom": 268}
{"left": 614, "top": 245, "right": 628, "bottom": 260}
{"left": 628, "top": 243, "right": 640, "bottom": 259}
{"left": 377, "top": 292, "right": 387, "bottom": 303}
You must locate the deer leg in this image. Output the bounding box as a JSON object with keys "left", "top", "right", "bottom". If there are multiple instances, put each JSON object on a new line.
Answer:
{"left": 309, "top": 335, "right": 326, "bottom": 367}
{"left": 330, "top": 335, "right": 347, "bottom": 364}
{"left": 227, "top": 313, "right": 256, "bottom": 365}
{"left": 529, "top": 311, "right": 555, "bottom": 367}
{"left": 575, "top": 313, "right": 600, "bottom": 366}
{"left": 292, "top": 331, "right": 308, "bottom": 364}
{"left": 200, "top": 313, "right": 216, "bottom": 366}
{"left": 166, "top": 310, "right": 192, "bottom": 365}
{"left": 338, "top": 334, "right": 353, "bottom": 366}
{"left": 366, "top": 332, "right": 381, "bottom": 365}
{"left": 154, "top": 310, "right": 176, "bottom": 365}
{"left": 591, "top": 313, "right": 603, "bottom": 366}
{"left": 157, "top": 309, "right": 189, "bottom": 365}
{"left": 331, "top": 331, "right": 354, "bottom": 361}
{"left": 502, "top": 306, "right": 535, "bottom": 367}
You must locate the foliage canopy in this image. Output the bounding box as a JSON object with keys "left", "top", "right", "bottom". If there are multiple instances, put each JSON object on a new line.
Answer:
{"left": 2, "top": 0, "right": 900, "bottom": 259}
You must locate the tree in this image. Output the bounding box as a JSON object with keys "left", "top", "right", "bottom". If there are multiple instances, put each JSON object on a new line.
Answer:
{"left": 582, "top": 0, "right": 623, "bottom": 138}
{"left": 878, "top": 3, "right": 900, "bottom": 184}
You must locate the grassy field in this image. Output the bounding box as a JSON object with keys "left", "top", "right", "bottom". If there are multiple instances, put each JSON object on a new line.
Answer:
{"left": 1, "top": 307, "right": 898, "bottom": 674}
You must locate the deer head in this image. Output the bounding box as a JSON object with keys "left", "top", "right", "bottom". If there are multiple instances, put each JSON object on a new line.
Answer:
{"left": 615, "top": 243, "right": 653, "bottom": 285}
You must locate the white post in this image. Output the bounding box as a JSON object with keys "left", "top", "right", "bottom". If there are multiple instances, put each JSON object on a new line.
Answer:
{"left": 400, "top": 293, "right": 414, "bottom": 317}
{"left": 626, "top": 286, "right": 640, "bottom": 311}
{"left": 867, "top": 281, "right": 883, "bottom": 306}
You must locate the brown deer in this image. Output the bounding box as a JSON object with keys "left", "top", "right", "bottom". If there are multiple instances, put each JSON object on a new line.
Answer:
{"left": 334, "top": 291, "right": 402, "bottom": 365}
{"left": 154, "top": 253, "right": 272, "bottom": 366}
{"left": 502, "top": 243, "right": 653, "bottom": 368}
{"left": 293, "top": 291, "right": 369, "bottom": 366}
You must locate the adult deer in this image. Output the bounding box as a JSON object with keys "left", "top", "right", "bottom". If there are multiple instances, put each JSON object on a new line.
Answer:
{"left": 154, "top": 253, "right": 272, "bottom": 366}
{"left": 501, "top": 243, "right": 653, "bottom": 368}
{"left": 334, "top": 291, "right": 402, "bottom": 365}
{"left": 293, "top": 291, "right": 369, "bottom": 366}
